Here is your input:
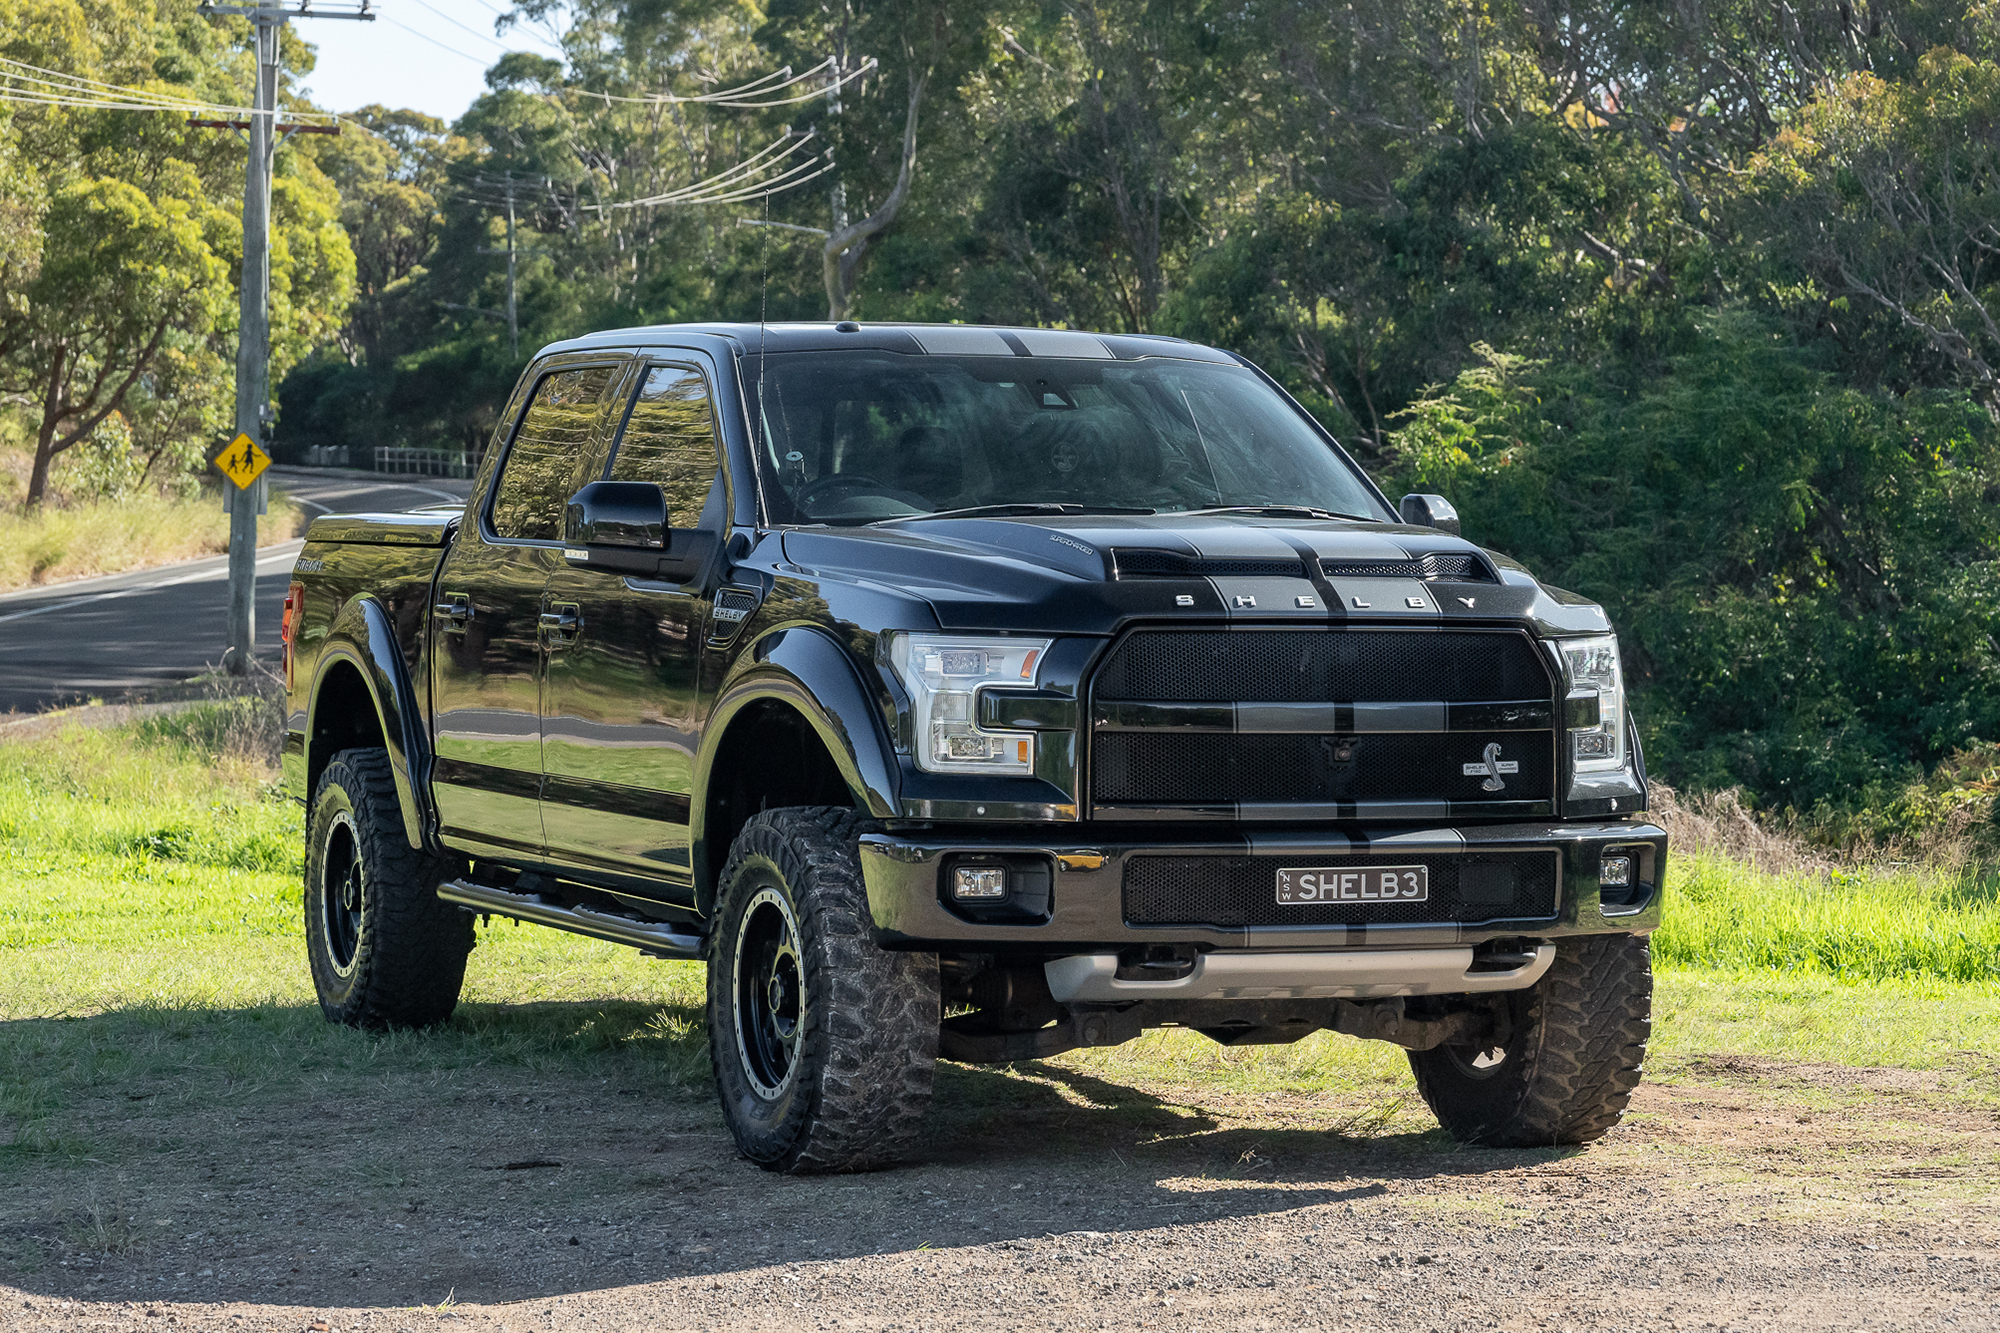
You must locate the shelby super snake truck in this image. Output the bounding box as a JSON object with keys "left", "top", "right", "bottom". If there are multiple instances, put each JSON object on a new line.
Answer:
{"left": 281, "top": 321, "right": 1664, "bottom": 1172}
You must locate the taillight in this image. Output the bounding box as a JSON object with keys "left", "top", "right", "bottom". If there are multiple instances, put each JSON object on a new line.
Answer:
{"left": 282, "top": 580, "right": 303, "bottom": 687}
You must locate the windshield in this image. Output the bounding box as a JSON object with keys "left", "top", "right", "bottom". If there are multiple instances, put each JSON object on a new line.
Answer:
{"left": 745, "top": 350, "right": 1390, "bottom": 525}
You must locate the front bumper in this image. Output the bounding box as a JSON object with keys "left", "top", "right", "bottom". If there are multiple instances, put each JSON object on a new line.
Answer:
{"left": 858, "top": 820, "right": 1666, "bottom": 951}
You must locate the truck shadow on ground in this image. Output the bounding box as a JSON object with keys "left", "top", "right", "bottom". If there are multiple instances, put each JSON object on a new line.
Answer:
{"left": 0, "top": 998, "right": 1583, "bottom": 1310}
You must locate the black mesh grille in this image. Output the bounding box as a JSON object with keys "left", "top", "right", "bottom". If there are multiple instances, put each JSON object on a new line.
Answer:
{"left": 1112, "top": 549, "right": 1306, "bottom": 579}
{"left": 1124, "top": 851, "right": 1560, "bottom": 927}
{"left": 1093, "top": 630, "right": 1550, "bottom": 704}
{"left": 1322, "top": 553, "right": 1492, "bottom": 582}
{"left": 1094, "top": 731, "right": 1553, "bottom": 804}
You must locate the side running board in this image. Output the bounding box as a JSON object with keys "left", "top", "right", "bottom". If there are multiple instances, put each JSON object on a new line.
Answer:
{"left": 438, "top": 879, "right": 705, "bottom": 959}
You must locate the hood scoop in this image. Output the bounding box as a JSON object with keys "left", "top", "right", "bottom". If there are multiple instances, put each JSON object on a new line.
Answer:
{"left": 1110, "top": 548, "right": 1496, "bottom": 583}
{"left": 1323, "top": 554, "right": 1494, "bottom": 582}
{"left": 1110, "top": 549, "right": 1306, "bottom": 580}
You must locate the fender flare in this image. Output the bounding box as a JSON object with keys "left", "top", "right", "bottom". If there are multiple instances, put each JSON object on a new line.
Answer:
{"left": 690, "top": 627, "right": 900, "bottom": 897}
{"left": 308, "top": 594, "right": 433, "bottom": 849}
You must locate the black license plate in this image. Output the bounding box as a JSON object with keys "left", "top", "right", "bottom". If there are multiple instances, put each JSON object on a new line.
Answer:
{"left": 1274, "top": 864, "right": 1429, "bottom": 904}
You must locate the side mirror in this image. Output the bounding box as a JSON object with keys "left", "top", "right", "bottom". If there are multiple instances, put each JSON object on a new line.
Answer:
{"left": 1399, "top": 492, "right": 1461, "bottom": 536}
{"left": 565, "top": 481, "right": 666, "bottom": 549}
{"left": 563, "top": 480, "right": 717, "bottom": 583}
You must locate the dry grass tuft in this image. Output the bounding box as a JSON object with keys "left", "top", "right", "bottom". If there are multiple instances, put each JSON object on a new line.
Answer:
{"left": 1652, "top": 777, "right": 1997, "bottom": 881}
{"left": 126, "top": 669, "right": 289, "bottom": 772}
{"left": 0, "top": 490, "right": 302, "bottom": 592}
{"left": 1651, "top": 784, "right": 1837, "bottom": 875}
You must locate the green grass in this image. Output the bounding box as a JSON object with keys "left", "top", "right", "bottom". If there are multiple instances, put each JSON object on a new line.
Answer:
{"left": 1, "top": 706, "right": 1996, "bottom": 1150}
{"left": 0, "top": 712, "right": 713, "bottom": 1157}
{"left": 0, "top": 710, "right": 700, "bottom": 1010}
{"left": 1655, "top": 845, "right": 2000, "bottom": 983}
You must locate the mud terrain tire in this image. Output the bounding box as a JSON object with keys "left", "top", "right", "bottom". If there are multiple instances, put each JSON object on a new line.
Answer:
{"left": 708, "top": 807, "right": 938, "bottom": 1173}
{"left": 304, "top": 747, "right": 472, "bottom": 1029}
{"left": 1408, "top": 933, "right": 1652, "bottom": 1147}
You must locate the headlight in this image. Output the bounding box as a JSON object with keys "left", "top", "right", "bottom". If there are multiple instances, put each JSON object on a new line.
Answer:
{"left": 886, "top": 634, "right": 1052, "bottom": 776}
{"left": 1558, "top": 634, "right": 1627, "bottom": 773}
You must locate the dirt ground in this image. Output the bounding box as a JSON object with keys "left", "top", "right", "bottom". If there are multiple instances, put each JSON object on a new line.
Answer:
{"left": 3, "top": 1051, "right": 1996, "bottom": 1333}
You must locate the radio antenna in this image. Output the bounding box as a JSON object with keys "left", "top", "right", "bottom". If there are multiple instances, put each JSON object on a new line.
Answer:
{"left": 756, "top": 187, "right": 769, "bottom": 463}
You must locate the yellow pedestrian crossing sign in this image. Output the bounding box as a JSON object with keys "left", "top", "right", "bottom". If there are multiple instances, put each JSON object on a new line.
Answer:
{"left": 216, "top": 432, "right": 271, "bottom": 489}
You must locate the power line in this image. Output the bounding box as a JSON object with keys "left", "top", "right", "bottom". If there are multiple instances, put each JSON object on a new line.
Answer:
{"left": 470, "top": 0, "right": 566, "bottom": 47}
{"left": 0, "top": 54, "right": 210, "bottom": 104}
{"left": 405, "top": 0, "right": 511, "bottom": 51}
{"left": 379, "top": 15, "right": 488, "bottom": 65}
{"left": 559, "top": 55, "right": 875, "bottom": 109}
{"left": 572, "top": 130, "right": 832, "bottom": 211}
{"left": 443, "top": 130, "right": 831, "bottom": 218}
{"left": 0, "top": 52, "right": 343, "bottom": 120}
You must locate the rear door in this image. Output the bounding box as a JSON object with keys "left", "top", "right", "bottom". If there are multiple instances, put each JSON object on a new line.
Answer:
{"left": 539, "top": 360, "right": 728, "bottom": 896}
{"left": 430, "top": 358, "right": 626, "bottom": 860}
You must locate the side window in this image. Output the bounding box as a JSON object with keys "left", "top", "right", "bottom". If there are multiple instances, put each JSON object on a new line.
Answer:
{"left": 490, "top": 365, "right": 617, "bottom": 541}
{"left": 608, "top": 364, "right": 722, "bottom": 528}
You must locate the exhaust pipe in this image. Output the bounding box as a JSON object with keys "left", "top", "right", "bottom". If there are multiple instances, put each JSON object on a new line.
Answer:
{"left": 438, "top": 879, "right": 704, "bottom": 959}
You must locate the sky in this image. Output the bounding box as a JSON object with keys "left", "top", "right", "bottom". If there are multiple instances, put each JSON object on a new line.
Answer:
{"left": 292, "top": 0, "right": 567, "bottom": 124}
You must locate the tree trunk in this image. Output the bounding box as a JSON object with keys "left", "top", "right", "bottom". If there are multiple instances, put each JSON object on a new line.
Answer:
{"left": 21, "top": 320, "right": 172, "bottom": 506}
{"left": 25, "top": 346, "right": 66, "bottom": 507}
{"left": 822, "top": 69, "right": 930, "bottom": 320}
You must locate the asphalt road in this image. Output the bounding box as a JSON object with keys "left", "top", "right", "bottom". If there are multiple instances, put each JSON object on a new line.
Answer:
{"left": 0, "top": 467, "right": 472, "bottom": 715}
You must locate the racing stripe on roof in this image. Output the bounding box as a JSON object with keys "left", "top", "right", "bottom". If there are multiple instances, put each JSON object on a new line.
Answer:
{"left": 1015, "top": 328, "right": 1114, "bottom": 358}
{"left": 909, "top": 326, "right": 1013, "bottom": 356}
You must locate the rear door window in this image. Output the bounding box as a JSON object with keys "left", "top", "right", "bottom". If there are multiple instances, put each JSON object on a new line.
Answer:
{"left": 489, "top": 365, "right": 618, "bottom": 541}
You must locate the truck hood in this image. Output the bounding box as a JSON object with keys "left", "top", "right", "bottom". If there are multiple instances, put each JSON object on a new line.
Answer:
{"left": 779, "top": 513, "right": 1610, "bottom": 637}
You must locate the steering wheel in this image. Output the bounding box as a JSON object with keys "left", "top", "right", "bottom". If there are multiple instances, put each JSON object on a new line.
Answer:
{"left": 794, "top": 473, "right": 932, "bottom": 513}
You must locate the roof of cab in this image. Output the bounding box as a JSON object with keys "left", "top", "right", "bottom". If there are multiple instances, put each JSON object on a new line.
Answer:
{"left": 533, "top": 321, "right": 1239, "bottom": 365}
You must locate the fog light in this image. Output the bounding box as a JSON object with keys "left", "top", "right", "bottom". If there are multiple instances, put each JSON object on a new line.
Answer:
{"left": 952, "top": 866, "right": 1008, "bottom": 901}
{"left": 1574, "top": 731, "right": 1614, "bottom": 759}
{"left": 1600, "top": 855, "right": 1633, "bottom": 888}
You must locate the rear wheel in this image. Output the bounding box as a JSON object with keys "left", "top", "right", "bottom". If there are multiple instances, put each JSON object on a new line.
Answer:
{"left": 1408, "top": 933, "right": 1652, "bottom": 1147}
{"left": 707, "top": 807, "right": 938, "bottom": 1173}
{"left": 304, "top": 748, "right": 472, "bottom": 1030}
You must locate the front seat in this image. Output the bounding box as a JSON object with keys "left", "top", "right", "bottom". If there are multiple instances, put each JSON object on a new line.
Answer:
{"left": 894, "top": 425, "right": 964, "bottom": 504}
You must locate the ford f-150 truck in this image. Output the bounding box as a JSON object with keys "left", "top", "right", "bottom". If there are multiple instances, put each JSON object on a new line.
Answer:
{"left": 281, "top": 321, "right": 1664, "bottom": 1173}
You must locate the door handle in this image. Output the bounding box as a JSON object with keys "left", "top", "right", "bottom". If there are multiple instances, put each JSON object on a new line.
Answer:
{"left": 434, "top": 592, "right": 472, "bottom": 633}
{"left": 539, "top": 604, "right": 581, "bottom": 646}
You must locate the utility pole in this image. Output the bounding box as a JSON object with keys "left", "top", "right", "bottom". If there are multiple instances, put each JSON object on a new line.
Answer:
{"left": 504, "top": 173, "right": 519, "bottom": 358}
{"left": 826, "top": 55, "right": 848, "bottom": 235}
{"left": 466, "top": 172, "right": 524, "bottom": 358}
{"left": 196, "top": 0, "right": 374, "bottom": 675}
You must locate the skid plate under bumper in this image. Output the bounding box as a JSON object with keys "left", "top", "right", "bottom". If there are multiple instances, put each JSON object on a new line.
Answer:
{"left": 1043, "top": 943, "right": 1555, "bottom": 1002}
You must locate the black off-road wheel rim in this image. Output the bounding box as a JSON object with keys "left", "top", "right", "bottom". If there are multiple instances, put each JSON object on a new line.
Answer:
{"left": 732, "top": 885, "right": 806, "bottom": 1100}
{"left": 319, "top": 811, "right": 364, "bottom": 978}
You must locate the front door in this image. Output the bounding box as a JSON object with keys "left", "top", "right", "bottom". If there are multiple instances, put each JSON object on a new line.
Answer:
{"left": 430, "top": 361, "right": 623, "bottom": 860}
{"left": 540, "top": 361, "right": 726, "bottom": 895}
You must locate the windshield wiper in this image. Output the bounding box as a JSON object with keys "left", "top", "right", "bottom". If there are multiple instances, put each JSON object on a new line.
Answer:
{"left": 1177, "top": 504, "right": 1373, "bottom": 522}
{"left": 872, "top": 503, "right": 1157, "bottom": 524}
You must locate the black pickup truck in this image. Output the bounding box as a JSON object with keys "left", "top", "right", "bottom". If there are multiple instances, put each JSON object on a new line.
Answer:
{"left": 281, "top": 321, "right": 1665, "bottom": 1172}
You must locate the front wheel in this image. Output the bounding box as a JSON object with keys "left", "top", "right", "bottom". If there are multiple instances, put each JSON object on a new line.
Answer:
{"left": 1408, "top": 933, "right": 1652, "bottom": 1147}
{"left": 707, "top": 807, "right": 938, "bottom": 1173}
{"left": 304, "top": 748, "right": 472, "bottom": 1030}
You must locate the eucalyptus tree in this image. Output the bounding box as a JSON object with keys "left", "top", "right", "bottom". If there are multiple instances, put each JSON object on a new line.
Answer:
{"left": 0, "top": 0, "right": 352, "bottom": 505}
{"left": 1747, "top": 50, "right": 2000, "bottom": 411}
